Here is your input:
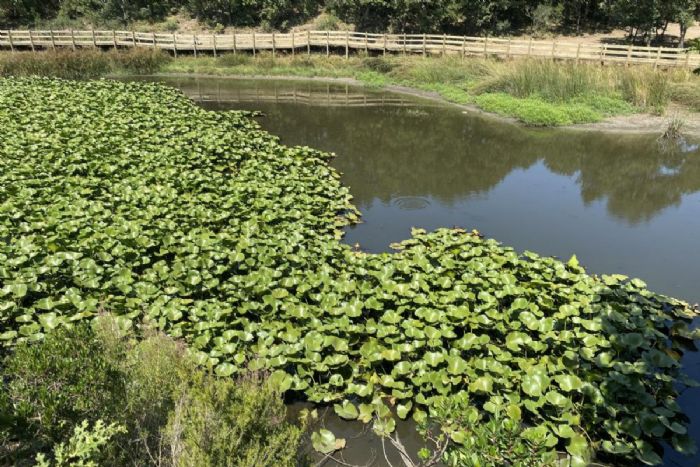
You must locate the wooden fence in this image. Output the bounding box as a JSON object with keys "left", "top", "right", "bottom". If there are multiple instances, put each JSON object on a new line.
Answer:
{"left": 1, "top": 29, "right": 699, "bottom": 68}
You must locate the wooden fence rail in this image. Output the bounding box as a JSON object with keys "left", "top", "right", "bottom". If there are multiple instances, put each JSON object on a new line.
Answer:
{"left": 1, "top": 29, "right": 698, "bottom": 68}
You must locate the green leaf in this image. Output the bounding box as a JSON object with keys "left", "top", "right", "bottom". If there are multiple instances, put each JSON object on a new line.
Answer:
{"left": 311, "top": 429, "right": 345, "bottom": 454}
{"left": 334, "top": 400, "right": 359, "bottom": 420}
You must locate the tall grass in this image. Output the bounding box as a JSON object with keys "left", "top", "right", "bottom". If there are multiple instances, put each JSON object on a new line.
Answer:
{"left": 0, "top": 49, "right": 171, "bottom": 79}
{"left": 473, "top": 59, "right": 691, "bottom": 113}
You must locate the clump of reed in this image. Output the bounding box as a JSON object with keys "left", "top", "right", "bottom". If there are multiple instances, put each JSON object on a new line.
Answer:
{"left": 0, "top": 48, "right": 171, "bottom": 79}
{"left": 471, "top": 59, "right": 692, "bottom": 113}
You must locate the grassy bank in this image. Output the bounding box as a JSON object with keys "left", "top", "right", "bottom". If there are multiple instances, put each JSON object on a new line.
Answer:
{"left": 0, "top": 49, "right": 170, "bottom": 79}
{"left": 161, "top": 53, "right": 700, "bottom": 126}
{"left": 1, "top": 49, "right": 699, "bottom": 126}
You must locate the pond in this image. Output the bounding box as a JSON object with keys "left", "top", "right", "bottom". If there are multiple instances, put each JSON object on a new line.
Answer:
{"left": 143, "top": 76, "right": 700, "bottom": 466}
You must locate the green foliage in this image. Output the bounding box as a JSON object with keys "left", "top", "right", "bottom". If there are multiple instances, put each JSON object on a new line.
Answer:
{"left": 474, "top": 92, "right": 602, "bottom": 125}
{"left": 0, "top": 49, "right": 171, "bottom": 79}
{"left": 1, "top": 315, "right": 305, "bottom": 465}
{"left": 0, "top": 78, "right": 698, "bottom": 466}
{"left": 165, "top": 373, "right": 306, "bottom": 466}
{"left": 35, "top": 420, "right": 126, "bottom": 467}
{"left": 429, "top": 394, "right": 558, "bottom": 466}
{"left": 2, "top": 324, "right": 125, "bottom": 448}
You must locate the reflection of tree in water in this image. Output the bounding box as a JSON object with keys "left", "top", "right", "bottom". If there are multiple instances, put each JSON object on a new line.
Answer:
{"left": 542, "top": 135, "right": 700, "bottom": 223}
{"left": 177, "top": 77, "right": 700, "bottom": 225}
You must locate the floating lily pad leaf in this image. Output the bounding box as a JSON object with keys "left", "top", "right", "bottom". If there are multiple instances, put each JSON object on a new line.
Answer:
{"left": 522, "top": 372, "right": 550, "bottom": 397}
{"left": 269, "top": 370, "right": 293, "bottom": 392}
{"left": 555, "top": 374, "right": 583, "bottom": 392}
{"left": 334, "top": 400, "right": 359, "bottom": 420}
{"left": 671, "top": 434, "right": 697, "bottom": 456}
{"left": 469, "top": 376, "right": 493, "bottom": 394}
{"left": 446, "top": 355, "right": 468, "bottom": 375}
{"left": 602, "top": 440, "right": 633, "bottom": 455}
{"left": 311, "top": 429, "right": 345, "bottom": 454}
{"left": 396, "top": 401, "right": 412, "bottom": 419}
{"left": 214, "top": 363, "right": 236, "bottom": 377}
{"left": 566, "top": 433, "right": 589, "bottom": 458}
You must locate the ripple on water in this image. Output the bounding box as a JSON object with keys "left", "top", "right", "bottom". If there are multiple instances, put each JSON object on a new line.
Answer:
{"left": 390, "top": 196, "right": 431, "bottom": 210}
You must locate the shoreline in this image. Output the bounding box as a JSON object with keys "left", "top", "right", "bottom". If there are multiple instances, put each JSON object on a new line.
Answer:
{"left": 147, "top": 72, "right": 700, "bottom": 137}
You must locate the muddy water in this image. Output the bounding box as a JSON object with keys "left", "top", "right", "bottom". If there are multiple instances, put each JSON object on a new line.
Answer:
{"left": 145, "top": 76, "right": 700, "bottom": 466}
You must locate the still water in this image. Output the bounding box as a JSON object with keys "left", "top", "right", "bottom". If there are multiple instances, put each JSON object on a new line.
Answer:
{"left": 147, "top": 76, "right": 700, "bottom": 466}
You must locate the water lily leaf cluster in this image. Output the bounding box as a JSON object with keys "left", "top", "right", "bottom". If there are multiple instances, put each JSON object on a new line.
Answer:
{"left": 0, "top": 78, "right": 698, "bottom": 465}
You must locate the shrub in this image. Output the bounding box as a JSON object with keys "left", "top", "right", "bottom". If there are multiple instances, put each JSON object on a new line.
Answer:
{"left": 3, "top": 323, "right": 125, "bottom": 450}
{"left": 35, "top": 420, "right": 126, "bottom": 467}
{"left": 218, "top": 52, "right": 253, "bottom": 67}
{"left": 107, "top": 48, "right": 172, "bottom": 74}
{"left": 362, "top": 56, "right": 395, "bottom": 73}
{"left": 1, "top": 316, "right": 306, "bottom": 465}
{"left": 165, "top": 373, "right": 306, "bottom": 467}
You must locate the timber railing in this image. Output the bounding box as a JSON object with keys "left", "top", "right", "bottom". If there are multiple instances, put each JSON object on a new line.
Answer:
{"left": 1, "top": 29, "right": 698, "bottom": 68}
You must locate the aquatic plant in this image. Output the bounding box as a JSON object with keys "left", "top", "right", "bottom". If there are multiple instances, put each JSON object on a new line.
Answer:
{"left": 0, "top": 78, "right": 697, "bottom": 465}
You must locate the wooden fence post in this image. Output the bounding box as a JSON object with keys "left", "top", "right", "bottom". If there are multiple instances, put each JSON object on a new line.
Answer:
{"left": 364, "top": 32, "right": 368, "bottom": 54}
{"left": 152, "top": 32, "right": 156, "bottom": 49}
{"left": 345, "top": 30, "right": 349, "bottom": 59}
{"left": 92, "top": 29, "right": 97, "bottom": 47}
{"left": 654, "top": 47, "right": 661, "bottom": 69}
{"left": 8, "top": 30, "right": 14, "bottom": 52}
{"left": 131, "top": 30, "right": 136, "bottom": 48}
{"left": 307, "top": 30, "right": 311, "bottom": 55}
{"left": 576, "top": 43, "right": 581, "bottom": 64}
{"left": 113, "top": 30, "right": 118, "bottom": 50}
{"left": 423, "top": 33, "right": 426, "bottom": 57}
{"left": 29, "top": 30, "right": 35, "bottom": 52}
{"left": 252, "top": 31, "right": 256, "bottom": 57}
{"left": 442, "top": 33, "right": 446, "bottom": 56}
{"left": 626, "top": 44, "right": 632, "bottom": 66}
{"left": 403, "top": 33, "right": 407, "bottom": 55}
{"left": 291, "top": 31, "right": 295, "bottom": 56}
{"left": 272, "top": 32, "right": 276, "bottom": 58}
{"left": 213, "top": 33, "right": 217, "bottom": 57}
{"left": 172, "top": 33, "right": 177, "bottom": 57}
{"left": 233, "top": 29, "right": 237, "bottom": 54}
{"left": 326, "top": 31, "right": 330, "bottom": 56}
{"left": 50, "top": 30, "right": 56, "bottom": 50}
{"left": 483, "top": 36, "right": 488, "bottom": 57}
{"left": 383, "top": 34, "right": 387, "bottom": 56}
{"left": 71, "top": 29, "right": 76, "bottom": 50}
{"left": 193, "top": 34, "right": 198, "bottom": 57}
{"left": 461, "top": 36, "right": 466, "bottom": 59}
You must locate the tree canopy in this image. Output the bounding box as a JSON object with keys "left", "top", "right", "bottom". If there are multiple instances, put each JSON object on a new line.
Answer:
{"left": 0, "top": 1, "right": 698, "bottom": 46}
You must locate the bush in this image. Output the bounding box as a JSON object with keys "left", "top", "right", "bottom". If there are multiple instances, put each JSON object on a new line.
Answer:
{"left": 218, "top": 52, "right": 253, "bottom": 67}
{"left": 165, "top": 373, "right": 306, "bottom": 467}
{"left": 3, "top": 324, "right": 125, "bottom": 450}
{"left": 35, "top": 420, "right": 126, "bottom": 467}
{"left": 362, "top": 56, "right": 395, "bottom": 73}
{"left": 1, "top": 316, "right": 306, "bottom": 466}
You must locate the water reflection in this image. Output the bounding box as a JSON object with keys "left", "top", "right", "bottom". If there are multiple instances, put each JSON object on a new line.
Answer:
{"left": 169, "top": 77, "right": 700, "bottom": 225}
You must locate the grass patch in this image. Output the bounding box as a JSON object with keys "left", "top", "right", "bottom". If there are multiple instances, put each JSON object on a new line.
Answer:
{"left": 0, "top": 49, "right": 171, "bottom": 79}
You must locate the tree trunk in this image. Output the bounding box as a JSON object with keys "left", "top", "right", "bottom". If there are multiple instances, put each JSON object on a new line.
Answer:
{"left": 679, "top": 23, "right": 687, "bottom": 48}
